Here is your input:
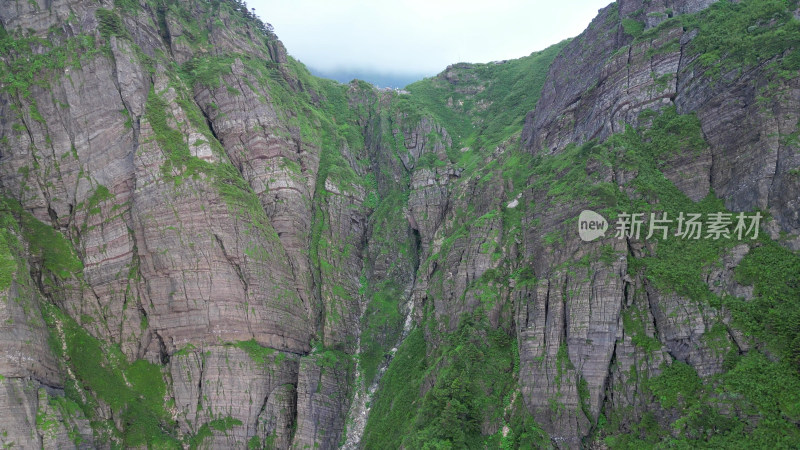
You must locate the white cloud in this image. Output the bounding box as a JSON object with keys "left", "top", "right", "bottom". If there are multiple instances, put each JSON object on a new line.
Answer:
{"left": 248, "top": 0, "right": 612, "bottom": 76}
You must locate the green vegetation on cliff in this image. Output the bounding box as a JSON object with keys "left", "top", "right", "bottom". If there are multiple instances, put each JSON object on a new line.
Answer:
{"left": 362, "top": 316, "right": 542, "bottom": 449}
{"left": 0, "top": 198, "right": 83, "bottom": 280}
{"left": 684, "top": 0, "right": 800, "bottom": 75}
{"left": 405, "top": 40, "right": 569, "bottom": 152}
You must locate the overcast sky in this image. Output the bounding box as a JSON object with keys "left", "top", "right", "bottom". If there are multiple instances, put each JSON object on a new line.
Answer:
{"left": 248, "top": 0, "right": 612, "bottom": 84}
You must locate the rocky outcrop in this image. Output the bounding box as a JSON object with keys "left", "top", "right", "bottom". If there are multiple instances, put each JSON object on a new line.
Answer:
{"left": 0, "top": 0, "right": 356, "bottom": 446}
{"left": 0, "top": 215, "right": 93, "bottom": 448}
{"left": 512, "top": 0, "right": 800, "bottom": 445}
{"left": 169, "top": 345, "right": 299, "bottom": 446}
{"left": 524, "top": 0, "right": 800, "bottom": 246}
{"left": 0, "top": 380, "right": 92, "bottom": 449}
{"left": 292, "top": 353, "right": 355, "bottom": 449}
{"left": 0, "top": 0, "right": 452, "bottom": 446}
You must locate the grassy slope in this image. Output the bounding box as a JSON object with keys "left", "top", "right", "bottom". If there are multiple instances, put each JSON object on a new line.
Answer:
{"left": 404, "top": 40, "right": 569, "bottom": 153}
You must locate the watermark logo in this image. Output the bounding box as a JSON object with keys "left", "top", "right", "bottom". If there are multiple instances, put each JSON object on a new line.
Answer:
{"left": 578, "top": 211, "right": 762, "bottom": 242}
{"left": 578, "top": 210, "right": 608, "bottom": 242}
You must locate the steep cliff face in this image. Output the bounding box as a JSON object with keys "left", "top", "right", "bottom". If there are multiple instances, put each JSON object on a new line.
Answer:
{"left": 365, "top": 0, "right": 800, "bottom": 448}
{"left": 1, "top": 0, "right": 799, "bottom": 449}
{"left": 0, "top": 0, "right": 402, "bottom": 447}
{"left": 513, "top": 0, "right": 800, "bottom": 446}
